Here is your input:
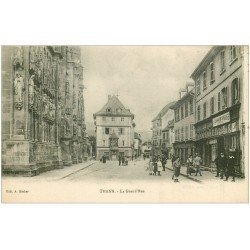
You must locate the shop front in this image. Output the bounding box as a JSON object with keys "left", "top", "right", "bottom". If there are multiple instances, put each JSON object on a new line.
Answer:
{"left": 195, "top": 104, "right": 242, "bottom": 173}
{"left": 173, "top": 141, "right": 195, "bottom": 165}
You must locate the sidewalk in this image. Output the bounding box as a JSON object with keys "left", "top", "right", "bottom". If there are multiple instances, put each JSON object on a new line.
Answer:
{"left": 26, "top": 160, "right": 96, "bottom": 181}
{"left": 165, "top": 162, "right": 241, "bottom": 183}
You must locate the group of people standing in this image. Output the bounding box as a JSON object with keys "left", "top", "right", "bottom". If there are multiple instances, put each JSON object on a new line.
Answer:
{"left": 171, "top": 153, "right": 202, "bottom": 182}
{"left": 215, "top": 151, "right": 236, "bottom": 182}
{"left": 118, "top": 155, "right": 128, "bottom": 166}
{"left": 147, "top": 155, "right": 167, "bottom": 176}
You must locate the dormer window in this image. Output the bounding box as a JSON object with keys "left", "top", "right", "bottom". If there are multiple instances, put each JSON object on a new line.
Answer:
{"left": 106, "top": 108, "right": 111, "bottom": 113}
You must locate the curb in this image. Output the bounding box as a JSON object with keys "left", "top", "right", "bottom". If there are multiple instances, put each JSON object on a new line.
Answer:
{"left": 166, "top": 167, "right": 202, "bottom": 183}
{"left": 59, "top": 162, "right": 96, "bottom": 180}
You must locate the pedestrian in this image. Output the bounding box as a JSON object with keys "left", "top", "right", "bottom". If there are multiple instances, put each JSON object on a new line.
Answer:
{"left": 171, "top": 155, "right": 176, "bottom": 179}
{"left": 161, "top": 155, "right": 166, "bottom": 171}
{"left": 214, "top": 154, "right": 220, "bottom": 177}
{"left": 173, "top": 157, "right": 181, "bottom": 182}
{"left": 193, "top": 153, "right": 202, "bottom": 176}
{"left": 148, "top": 158, "right": 154, "bottom": 175}
{"left": 118, "top": 155, "right": 122, "bottom": 166}
{"left": 186, "top": 155, "right": 193, "bottom": 176}
{"left": 122, "top": 156, "right": 125, "bottom": 166}
{"left": 153, "top": 158, "right": 158, "bottom": 176}
{"left": 225, "top": 150, "right": 236, "bottom": 182}
{"left": 217, "top": 152, "right": 227, "bottom": 179}
{"left": 157, "top": 158, "right": 163, "bottom": 176}
{"left": 125, "top": 156, "right": 128, "bottom": 166}
{"left": 102, "top": 155, "right": 106, "bottom": 164}
{"left": 143, "top": 154, "right": 146, "bottom": 160}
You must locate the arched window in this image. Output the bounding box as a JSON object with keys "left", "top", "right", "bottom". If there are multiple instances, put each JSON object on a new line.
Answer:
{"left": 232, "top": 78, "right": 240, "bottom": 105}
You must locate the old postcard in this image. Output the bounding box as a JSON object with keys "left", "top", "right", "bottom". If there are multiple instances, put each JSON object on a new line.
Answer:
{"left": 1, "top": 45, "right": 248, "bottom": 203}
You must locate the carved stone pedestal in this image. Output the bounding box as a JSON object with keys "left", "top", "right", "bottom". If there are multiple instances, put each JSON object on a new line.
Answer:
{"left": 2, "top": 139, "right": 37, "bottom": 176}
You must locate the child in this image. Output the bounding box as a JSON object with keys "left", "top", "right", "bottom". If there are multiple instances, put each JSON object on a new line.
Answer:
{"left": 157, "top": 159, "right": 163, "bottom": 176}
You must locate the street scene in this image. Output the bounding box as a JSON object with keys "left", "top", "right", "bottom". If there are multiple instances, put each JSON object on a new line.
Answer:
{"left": 1, "top": 45, "right": 248, "bottom": 203}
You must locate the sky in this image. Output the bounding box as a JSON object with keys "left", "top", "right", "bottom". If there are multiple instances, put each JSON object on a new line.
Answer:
{"left": 81, "top": 46, "right": 212, "bottom": 132}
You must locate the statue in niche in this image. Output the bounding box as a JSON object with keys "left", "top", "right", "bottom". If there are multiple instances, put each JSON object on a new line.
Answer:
{"left": 49, "top": 100, "right": 55, "bottom": 119}
{"left": 43, "top": 94, "right": 49, "bottom": 117}
{"left": 14, "top": 72, "right": 25, "bottom": 110}
{"left": 73, "top": 122, "right": 78, "bottom": 136}
{"left": 28, "top": 71, "right": 35, "bottom": 109}
{"left": 13, "top": 47, "right": 24, "bottom": 69}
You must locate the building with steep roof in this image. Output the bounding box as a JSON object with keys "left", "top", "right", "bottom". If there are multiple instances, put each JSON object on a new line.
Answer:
{"left": 93, "top": 95, "right": 135, "bottom": 160}
{"left": 151, "top": 101, "right": 176, "bottom": 156}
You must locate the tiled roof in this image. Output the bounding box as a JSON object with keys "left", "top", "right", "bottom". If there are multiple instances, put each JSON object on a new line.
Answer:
{"left": 93, "top": 95, "right": 134, "bottom": 118}
{"left": 152, "top": 101, "right": 176, "bottom": 122}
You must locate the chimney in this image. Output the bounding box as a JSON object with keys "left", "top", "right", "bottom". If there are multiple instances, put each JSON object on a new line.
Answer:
{"left": 186, "top": 82, "right": 195, "bottom": 92}
{"left": 179, "top": 88, "right": 187, "bottom": 99}
{"left": 108, "top": 95, "right": 111, "bottom": 100}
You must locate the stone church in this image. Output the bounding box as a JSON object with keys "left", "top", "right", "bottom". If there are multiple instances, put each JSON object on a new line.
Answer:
{"left": 2, "top": 46, "right": 87, "bottom": 175}
{"left": 93, "top": 95, "right": 135, "bottom": 160}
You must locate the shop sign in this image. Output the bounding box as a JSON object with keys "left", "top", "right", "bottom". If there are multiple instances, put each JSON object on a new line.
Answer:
{"left": 213, "top": 112, "right": 230, "bottom": 127}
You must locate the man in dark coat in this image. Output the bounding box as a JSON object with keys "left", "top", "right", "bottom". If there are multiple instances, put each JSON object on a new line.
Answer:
{"left": 217, "top": 152, "right": 228, "bottom": 179}
{"left": 102, "top": 155, "right": 106, "bottom": 164}
{"left": 214, "top": 155, "right": 220, "bottom": 177}
{"left": 118, "top": 155, "right": 122, "bottom": 166}
{"left": 225, "top": 151, "right": 236, "bottom": 182}
{"left": 161, "top": 155, "right": 167, "bottom": 171}
{"left": 171, "top": 155, "right": 176, "bottom": 179}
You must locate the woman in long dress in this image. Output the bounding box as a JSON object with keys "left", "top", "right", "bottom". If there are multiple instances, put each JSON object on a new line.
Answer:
{"left": 173, "top": 157, "right": 181, "bottom": 182}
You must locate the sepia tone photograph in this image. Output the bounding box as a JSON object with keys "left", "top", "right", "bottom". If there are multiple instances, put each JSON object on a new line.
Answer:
{"left": 1, "top": 45, "right": 249, "bottom": 203}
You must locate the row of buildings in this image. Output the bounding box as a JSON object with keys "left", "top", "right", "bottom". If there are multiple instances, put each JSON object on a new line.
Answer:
{"left": 2, "top": 46, "right": 91, "bottom": 176}
{"left": 93, "top": 95, "right": 142, "bottom": 160}
{"left": 152, "top": 46, "right": 248, "bottom": 176}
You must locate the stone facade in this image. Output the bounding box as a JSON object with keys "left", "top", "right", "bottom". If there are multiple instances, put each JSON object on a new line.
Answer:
{"left": 2, "top": 46, "right": 87, "bottom": 176}
{"left": 171, "top": 85, "right": 196, "bottom": 164}
{"left": 151, "top": 101, "right": 176, "bottom": 156}
{"left": 93, "top": 95, "right": 135, "bottom": 160}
